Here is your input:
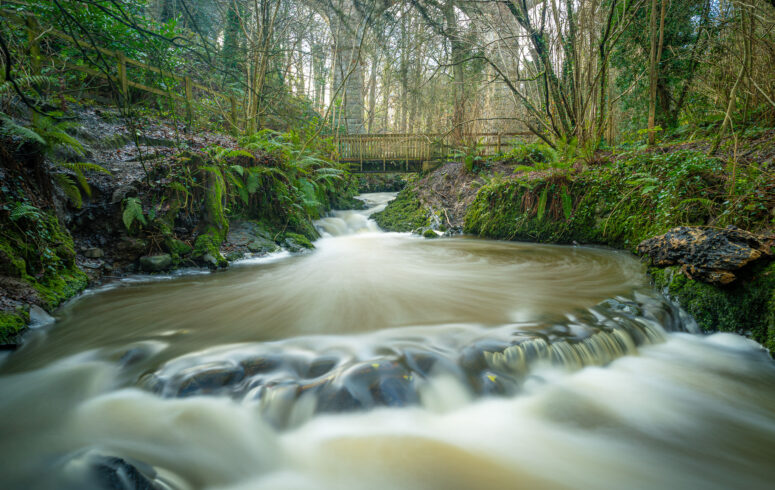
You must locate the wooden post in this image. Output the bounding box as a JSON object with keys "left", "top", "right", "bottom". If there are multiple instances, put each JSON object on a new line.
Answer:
{"left": 405, "top": 137, "right": 409, "bottom": 172}
{"left": 229, "top": 96, "right": 239, "bottom": 133}
{"left": 497, "top": 133, "right": 502, "bottom": 155}
{"left": 184, "top": 76, "right": 193, "bottom": 128}
{"left": 26, "top": 17, "right": 41, "bottom": 76}
{"left": 359, "top": 136, "right": 364, "bottom": 172}
{"left": 116, "top": 51, "right": 129, "bottom": 104}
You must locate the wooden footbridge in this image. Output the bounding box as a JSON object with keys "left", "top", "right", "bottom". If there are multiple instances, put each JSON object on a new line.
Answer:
{"left": 335, "top": 132, "right": 531, "bottom": 173}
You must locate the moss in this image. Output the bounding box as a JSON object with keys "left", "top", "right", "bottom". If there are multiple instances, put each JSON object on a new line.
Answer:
{"left": 283, "top": 232, "right": 314, "bottom": 251}
{"left": 0, "top": 309, "right": 29, "bottom": 344}
{"left": 165, "top": 238, "right": 192, "bottom": 256}
{"left": 652, "top": 262, "right": 775, "bottom": 351}
{"left": 193, "top": 229, "right": 228, "bottom": 267}
{"left": 372, "top": 189, "right": 430, "bottom": 232}
{"left": 0, "top": 239, "right": 27, "bottom": 277}
{"left": 32, "top": 266, "right": 89, "bottom": 310}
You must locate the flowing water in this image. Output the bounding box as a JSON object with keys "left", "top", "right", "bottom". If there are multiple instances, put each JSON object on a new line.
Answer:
{"left": 1, "top": 192, "right": 774, "bottom": 490}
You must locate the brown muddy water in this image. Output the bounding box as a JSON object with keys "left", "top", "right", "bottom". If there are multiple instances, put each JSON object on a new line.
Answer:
{"left": 0, "top": 192, "right": 773, "bottom": 490}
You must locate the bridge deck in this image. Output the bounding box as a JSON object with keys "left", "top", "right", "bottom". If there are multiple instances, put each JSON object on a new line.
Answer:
{"left": 335, "top": 132, "right": 531, "bottom": 173}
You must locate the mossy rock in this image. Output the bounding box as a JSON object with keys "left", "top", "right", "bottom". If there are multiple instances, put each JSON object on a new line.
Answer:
{"left": 165, "top": 238, "right": 193, "bottom": 257}
{"left": 139, "top": 254, "right": 173, "bottom": 272}
{"left": 247, "top": 237, "right": 279, "bottom": 254}
{"left": 651, "top": 262, "right": 775, "bottom": 352}
{"left": 372, "top": 189, "right": 430, "bottom": 232}
{"left": 193, "top": 230, "right": 228, "bottom": 268}
{"left": 0, "top": 309, "right": 30, "bottom": 344}
{"left": 283, "top": 232, "right": 314, "bottom": 252}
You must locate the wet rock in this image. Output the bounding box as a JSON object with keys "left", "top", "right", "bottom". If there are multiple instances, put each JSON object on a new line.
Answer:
{"left": 316, "top": 360, "right": 417, "bottom": 413}
{"left": 173, "top": 363, "right": 245, "bottom": 397}
{"left": 239, "top": 355, "right": 282, "bottom": 376}
{"left": 84, "top": 247, "right": 104, "bottom": 258}
{"left": 638, "top": 226, "right": 773, "bottom": 285}
{"left": 315, "top": 383, "right": 365, "bottom": 413}
{"left": 475, "top": 370, "right": 518, "bottom": 396}
{"left": 116, "top": 237, "right": 147, "bottom": 257}
{"left": 459, "top": 339, "right": 513, "bottom": 373}
{"left": 306, "top": 357, "right": 338, "bottom": 378}
{"left": 202, "top": 253, "right": 219, "bottom": 268}
{"left": 81, "top": 258, "right": 105, "bottom": 270}
{"left": 247, "top": 237, "right": 279, "bottom": 254}
{"left": 401, "top": 349, "right": 457, "bottom": 378}
{"left": 110, "top": 184, "right": 138, "bottom": 204}
{"left": 28, "top": 305, "right": 54, "bottom": 328}
{"left": 60, "top": 451, "right": 161, "bottom": 490}
{"left": 139, "top": 254, "right": 172, "bottom": 272}
{"left": 225, "top": 251, "right": 245, "bottom": 261}
{"left": 91, "top": 455, "right": 160, "bottom": 490}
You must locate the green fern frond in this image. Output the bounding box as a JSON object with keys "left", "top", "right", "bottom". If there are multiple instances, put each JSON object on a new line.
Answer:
{"left": 9, "top": 203, "right": 44, "bottom": 222}
{"left": 61, "top": 162, "right": 111, "bottom": 175}
{"left": 0, "top": 114, "right": 46, "bottom": 145}
{"left": 122, "top": 197, "right": 146, "bottom": 231}
{"left": 53, "top": 173, "right": 82, "bottom": 208}
{"left": 536, "top": 187, "right": 549, "bottom": 222}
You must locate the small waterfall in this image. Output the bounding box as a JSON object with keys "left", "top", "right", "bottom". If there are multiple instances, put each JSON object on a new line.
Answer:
{"left": 315, "top": 192, "right": 396, "bottom": 237}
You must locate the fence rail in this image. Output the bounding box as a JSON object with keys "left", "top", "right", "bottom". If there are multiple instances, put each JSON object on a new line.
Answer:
{"left": 336, "top": 132, "right": 533, "bottom": 172}
{"left": 2, "top": 6, "right": 240, "bottom": 130}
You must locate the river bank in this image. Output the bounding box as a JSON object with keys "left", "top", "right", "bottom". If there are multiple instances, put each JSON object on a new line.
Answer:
{"left": 373, "top": 135, "right": 775, "bottom": 351}
{"left": 0, "top": 107, "right": 372, "bottom": 345}
{"left": 1, "top": 191, "right": 774, "bottom": 490}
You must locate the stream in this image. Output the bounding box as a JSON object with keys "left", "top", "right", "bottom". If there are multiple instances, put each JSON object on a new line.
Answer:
{"left": 1, "top": 192, "right": 774, "bottom": 489}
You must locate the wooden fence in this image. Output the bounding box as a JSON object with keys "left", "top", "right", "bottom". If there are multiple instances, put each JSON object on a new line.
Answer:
{"left": 336, "top": 132, "right": 533, "bottom": 172}
{"left": 2, "top": 6, "right": 240, "bottom": 130}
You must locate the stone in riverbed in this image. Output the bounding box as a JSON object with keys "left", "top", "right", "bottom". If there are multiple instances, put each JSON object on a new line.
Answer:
{"left": 247, "top": 237, "right": 279, "bottom": 254}
{"left": 84, "top": 247, "right": 104, "bottom": 258}
{"left": 139, "top": 254, "right": 172, "bottom": 272}
{"left": 173, "top": 362, "right": 246, "bottom": 397}
{"left": 60, "top": 450, "right": 162, "bottom": 490}
{"left": 637, "top": 226, "right": 773, "bottom": 285}
{"left": 315, "top": 360, "right": 417, "bottom": 413}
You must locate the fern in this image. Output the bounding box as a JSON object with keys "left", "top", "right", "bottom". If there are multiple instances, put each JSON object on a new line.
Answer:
{"left": 536, "top": 187, "right": 549, "bottom": 222}
{"left": 561, "top": 187, "right": 573, "bottom": 220}
{"left": 62, "top": 162, "right": 111, "bottom": 174}
{"left": 9, "top": 203, "right": 44, "bottom": 222}
{"left": 122, "top": 197, "right": 146, "bottom": 231}
{"left": 53, "top": 173, "right": 82, "bottom": 208}
{"left": 0, "top": 114, "right": 46, "bottom": 145}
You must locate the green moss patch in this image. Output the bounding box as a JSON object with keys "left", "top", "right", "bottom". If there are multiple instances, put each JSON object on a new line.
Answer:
{"left": 652, "top": 263, "right": 775, "bottom": 351}
{"left": 372, "top": 189, "right": 430, "bottom": 232}
{"left": 0, "top": 309, "right": 30, "bottom": 344}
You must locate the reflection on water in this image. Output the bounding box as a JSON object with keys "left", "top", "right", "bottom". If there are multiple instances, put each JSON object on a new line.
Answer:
{"left": 0, "top": 193, "right": 773, "bottom": 490}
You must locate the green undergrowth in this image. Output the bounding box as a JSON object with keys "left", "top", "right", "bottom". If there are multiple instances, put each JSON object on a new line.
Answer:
{"left": 0, "top": 310, "right": 29, "bottom": 344}
{"left": 465, "top": 148, "right": 773, "bottom": 250}
{"left": 122, "top": 129, "right": 358, "bottom": 267}
{"left": 0, "top": 200, "right": 87, "bottom": 342}
{"left": 651, "top": 263, "right": 775, "bottom": 351}
{"left": 372, "top": 189, "right": 430, "bottom": 232}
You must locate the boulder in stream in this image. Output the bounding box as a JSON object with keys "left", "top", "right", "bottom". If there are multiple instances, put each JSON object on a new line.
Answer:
{"left": 138, "top": 254, "right": 172, "bottom": 272}
{"left": 637, "top": 226, "right": 773, "bottom": 285}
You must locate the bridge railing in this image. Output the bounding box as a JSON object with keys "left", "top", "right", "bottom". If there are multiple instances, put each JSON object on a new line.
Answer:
{"left": 335, "top": 132, "right": 534, "bottom": 172}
